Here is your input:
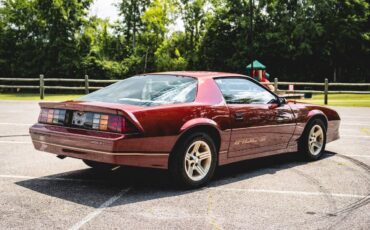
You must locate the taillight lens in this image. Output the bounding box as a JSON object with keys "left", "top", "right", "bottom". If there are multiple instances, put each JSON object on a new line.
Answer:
{"left": 39, "top": 108, "right": 137, "bottom": 134}
{"left": 94, "top": 113, "right": 137, "bottom": 133}
{"left": 91, "top": 113, "right": 137, "bottom": 133}
{"left": 92, "top": 113, "right": 123, "bottom": 132}
{"left": 38, "top": 108, "right": 66, "bottom": 125}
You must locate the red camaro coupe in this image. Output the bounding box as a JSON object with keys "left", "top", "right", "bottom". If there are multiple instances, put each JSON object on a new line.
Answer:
{"left": 30, "top": 71, "right": 340, "bottom": 188}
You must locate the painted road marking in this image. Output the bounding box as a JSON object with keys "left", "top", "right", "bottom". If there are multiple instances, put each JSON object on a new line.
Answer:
{"left": 69, "top": 187, "right": 131, "bottom": 230}
{"left": 341, "top": 116, "right": 370, "bottom": 119}
{"left": 0, "top": 141, "right": 32, "bottom": 144}
{"left": 341, "top": 135, "right": 370, "bottom": 138}
{"left": 341, "top": 123, "right": 370, "bottom": 126}
{"left": 341, "top": 154, "right": 370, "bottom": 158}
{"left": 209, "top": 187, "right": 368, "bottom": 199}
{"left": 0, "top": 122, "right": 33, "bottom": 126}
{"left": 360, "top": 128, "right": 370, "bottom": 135}
{"left": 0, "top": 174, "right": 106, "bottom": 183}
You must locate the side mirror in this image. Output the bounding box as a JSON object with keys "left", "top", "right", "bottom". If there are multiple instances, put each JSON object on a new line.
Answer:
{"left": 268, "top": 97, "right": 286, "bottom": 109}
{"left": 278, "top": 97, "right": 287, "bottom": 105}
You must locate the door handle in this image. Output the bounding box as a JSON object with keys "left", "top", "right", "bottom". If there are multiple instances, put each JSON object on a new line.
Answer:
{"left": 234, "top": 112, "right": 245, "bottom": 121}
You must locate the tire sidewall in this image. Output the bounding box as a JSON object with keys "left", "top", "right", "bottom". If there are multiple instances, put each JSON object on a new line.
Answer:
{"left": 169, "top": 132, "right": 217, "bottom": 188}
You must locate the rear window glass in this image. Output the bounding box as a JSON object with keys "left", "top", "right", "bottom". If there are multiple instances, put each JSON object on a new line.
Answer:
{"left": 78, "top": 75, "right": 197, "bottom": 107}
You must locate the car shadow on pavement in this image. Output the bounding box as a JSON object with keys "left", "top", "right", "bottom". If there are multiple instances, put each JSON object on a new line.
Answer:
{"left": 15, "top": 151, "right": 337, "bottom": 208}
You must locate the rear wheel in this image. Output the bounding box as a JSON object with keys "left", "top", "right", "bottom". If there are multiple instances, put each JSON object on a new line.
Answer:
{"left": 169, "top": 132, "right": 217, "bottom": 188}
{"left": 299, "top": 119, "right": 326, "bottom": 160}
{"left": 83, "top": 159, "right": 116, "bottom": 171}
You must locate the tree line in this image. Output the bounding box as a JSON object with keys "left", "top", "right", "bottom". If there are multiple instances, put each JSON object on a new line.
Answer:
{"left": 0, "top": 0, "right": 369, "bottom": 82}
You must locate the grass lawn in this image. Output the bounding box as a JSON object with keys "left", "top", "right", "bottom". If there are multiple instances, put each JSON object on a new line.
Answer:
{"left": 0, "top": 93, "right": 83, "bottom": 101}
{"left": 297, "top": 94, "right": 370, "bottom": 107}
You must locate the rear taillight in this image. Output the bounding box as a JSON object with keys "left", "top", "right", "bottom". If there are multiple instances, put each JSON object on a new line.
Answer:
{"left": 38, "top": 108, "right": 66, "bottom": 125}
{"left": 38, "top": 108, "right": 137, "bottom": 134}
{"left": 92, "top": 113, "right": 124, "bottom": 132}
{"left": 82, "top": 113, "right": 136, "bottom": 133}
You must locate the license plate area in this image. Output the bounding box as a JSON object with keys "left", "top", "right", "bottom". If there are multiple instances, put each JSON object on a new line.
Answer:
{"left": 71, "top": 111, "right": 94, "bottom": 129}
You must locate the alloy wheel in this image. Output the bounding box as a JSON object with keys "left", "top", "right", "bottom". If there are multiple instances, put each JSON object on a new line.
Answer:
{"left": 184, "top": 140, "right": 212, "bottom": 181}
{"left": 308, "top": 124, "right": 324, "bottom": 156}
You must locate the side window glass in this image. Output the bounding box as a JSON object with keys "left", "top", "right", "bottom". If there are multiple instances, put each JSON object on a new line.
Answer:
{"left": 215, "top": 78, "right": 276, "bottom": 104}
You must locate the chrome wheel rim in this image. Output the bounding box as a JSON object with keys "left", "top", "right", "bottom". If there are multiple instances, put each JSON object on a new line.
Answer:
{"left": 184, "top": 140, "right": 212, "bottom": 181}
{"left": 308, "top": 125, "right": 324, "bottom": 156}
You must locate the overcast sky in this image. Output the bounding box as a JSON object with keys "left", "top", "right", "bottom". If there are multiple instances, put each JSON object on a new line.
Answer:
{"left": 89, "top": 0, "right": 184, "bottom": 32}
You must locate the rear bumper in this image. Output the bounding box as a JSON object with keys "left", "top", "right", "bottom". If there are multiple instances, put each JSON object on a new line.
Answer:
{"left": 29, "top": 124, "right": 169, "bottom": 169}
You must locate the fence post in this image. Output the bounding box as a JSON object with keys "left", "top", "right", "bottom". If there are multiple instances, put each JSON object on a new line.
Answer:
{"left": 274, "top": 78, "right": 278, "bottom": 94}
{"left": 39, "top": 74, "right": 44, "bottom": 100}
{"left": 324, "top": 78, "right": 328, "bottom": 105}
{"left": 84, "top": 75, "right": 89, "bottom": 94}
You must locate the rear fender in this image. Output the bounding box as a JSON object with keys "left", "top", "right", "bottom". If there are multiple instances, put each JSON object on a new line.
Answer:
{"left": 180, "top": 118, "right": 220, "bottom": 133}
{"left": 170, "top": 118, "right": 223, "bottom": 158}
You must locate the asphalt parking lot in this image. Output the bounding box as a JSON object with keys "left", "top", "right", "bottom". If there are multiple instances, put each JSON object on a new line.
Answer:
{"left": 0, "top": 101, "right": 369, "bottom": 230}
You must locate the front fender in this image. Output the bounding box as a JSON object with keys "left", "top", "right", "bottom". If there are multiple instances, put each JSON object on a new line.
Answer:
{"left": 306, "top": 109, "right": 328, "bottom": 124}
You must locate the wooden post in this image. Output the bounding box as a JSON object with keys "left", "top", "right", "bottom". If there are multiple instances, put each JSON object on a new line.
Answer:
{"left": 274, "top": 78, "right": 278, "bottom": 94}
{"left": 324, "top": 78, "right": 328, "bottom": 105}
{"left": 84, "top": 75, "right": 89, "bottom": 94}
{"left": 39, "top": 74, "right": 44, "bottom": 100}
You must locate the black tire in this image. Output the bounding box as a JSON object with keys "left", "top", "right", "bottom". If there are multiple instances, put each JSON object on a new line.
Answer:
{"left": 83, "top": 159, "right": 116, "bottom": 171}
{"left": 169, "top": 132, "right": 217, "bottom": 189}
{"left": 299, "top": 119, "right": 327, "bottom": 161}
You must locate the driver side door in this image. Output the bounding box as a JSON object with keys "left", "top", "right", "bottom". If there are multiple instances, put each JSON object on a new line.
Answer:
{"left": 215, "top": 77, "right": 296, "bottom": 158}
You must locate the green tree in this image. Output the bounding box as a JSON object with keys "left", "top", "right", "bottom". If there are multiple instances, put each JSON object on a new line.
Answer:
{"left": 35, "top": 0, "right": 93, "bottom": 77}
{"left": 154, "top": 32, "right": 188, "bottom": 70}
{"left": 117, "top": 0, "right": 150, "bottom": 51}
{"left": 79, "top": 17, "right": 127, "bottom": 79}
{"left": 0, "top": 0, "right": 42, "bottom": 77}
{"left": 0, "top": 0, "right": 93, "bottom": 78}
{"left": 179, "top": 0, "right": 209, "bottom": 69}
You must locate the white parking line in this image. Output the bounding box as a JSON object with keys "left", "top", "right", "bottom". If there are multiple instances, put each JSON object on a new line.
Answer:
{"left": 341, "top": 135, "right": 370, "bottom": 139}
{"left": 341, "top": 154, "right": 370, "bottom": 158}
{"left": 209, "top": 187, "right": 368, "bottom": 199}
{"left": 0, "top": 174, "right": 104, "bottom": 183}
{"left": 69, "top": 187, "right": 131, "bottom": 230}
{"left": 0, "top": 141, "right": 32, "bottom": 144}
{"left": 341, "top": 123, "right": 370, "bottom": 126}
{"left": 341, "top": 116, "right": 370, "bottom": 119}
{"left": 0, "top": 122, "right": 33, "bottom": 126}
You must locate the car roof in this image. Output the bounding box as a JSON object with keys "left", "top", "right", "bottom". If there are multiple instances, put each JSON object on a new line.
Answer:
{"left": 146, "top": 71, "right": 247, "bottom": 79}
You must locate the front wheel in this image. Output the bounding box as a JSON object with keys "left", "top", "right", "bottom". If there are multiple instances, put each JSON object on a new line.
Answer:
{"left": 299, "top": 119, "right": 326, "bottom": 160}
{"left": 169, "top": 132, "right": 217, "bottom": 189}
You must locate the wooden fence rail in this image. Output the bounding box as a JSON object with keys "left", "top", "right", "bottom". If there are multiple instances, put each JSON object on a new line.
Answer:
{"left": 0, "top": 75, "right": 369, "bottom": 105}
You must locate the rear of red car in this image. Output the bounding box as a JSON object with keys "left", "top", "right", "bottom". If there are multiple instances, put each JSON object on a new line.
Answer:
{"left": 29, "top": 101, "right": 171, "bottom": 168}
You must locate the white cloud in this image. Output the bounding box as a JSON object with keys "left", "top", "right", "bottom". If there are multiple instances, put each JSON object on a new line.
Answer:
{"left": 89, "top": 0, "right": 184, "bottom": 31}
{"left": 89, "top": 0, "right": 120, "bottom": 22}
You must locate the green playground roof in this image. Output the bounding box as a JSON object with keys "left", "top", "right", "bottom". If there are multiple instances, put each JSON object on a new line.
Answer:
{"left": 246, "top": 60, "right": 266, "bottom": 70}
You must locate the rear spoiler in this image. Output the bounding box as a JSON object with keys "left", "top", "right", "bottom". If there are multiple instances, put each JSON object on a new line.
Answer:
{"left": 39, "top": 101, "right": 122, "bottom": 115}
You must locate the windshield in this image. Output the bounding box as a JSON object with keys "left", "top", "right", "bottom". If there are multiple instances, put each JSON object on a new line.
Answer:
{"left": 78, "top": 75, "right": 197, "bottom": 107}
